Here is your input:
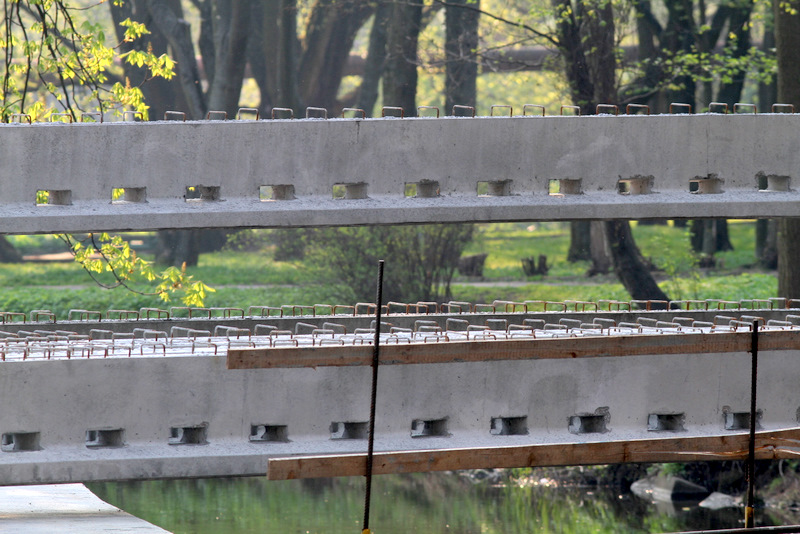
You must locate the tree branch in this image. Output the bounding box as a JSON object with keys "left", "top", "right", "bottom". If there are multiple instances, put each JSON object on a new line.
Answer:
{"left": 431, "top": 0, "right": 559, "bottom": 46}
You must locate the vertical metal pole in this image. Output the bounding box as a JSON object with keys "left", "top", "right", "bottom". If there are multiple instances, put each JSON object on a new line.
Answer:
{"left": 362, "top": 260, "right": 384, "bottom": 534}
{"left": 745, "top": 319, "right": 759, "bottom": 529}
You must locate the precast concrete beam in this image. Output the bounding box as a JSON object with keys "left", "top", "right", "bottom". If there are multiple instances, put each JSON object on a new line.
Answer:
{"left": 1, "top": 114, "right": 798, "bottom": 233}
{"left": 3, "top": 319, "right": 800, "bottom": 485}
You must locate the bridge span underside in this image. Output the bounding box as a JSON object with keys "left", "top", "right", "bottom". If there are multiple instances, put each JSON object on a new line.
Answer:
{"left": 0, "top": 114, "right": 798, "bottom": 234}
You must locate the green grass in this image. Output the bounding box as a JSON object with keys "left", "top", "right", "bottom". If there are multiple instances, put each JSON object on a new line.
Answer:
{"left": 193, "top": 251, "right": 316, "bottom": 286}
{"left": 463, "top": 222, "right": 583, "bottom": 279}
{"left": 0, "top": 220, "right": 778, "bottom": 318}
{"left": 450, "top": 273, "right": 777, "bottom": 307}
{"left": 462, "top": 220, "right": 765, "bottom": 281}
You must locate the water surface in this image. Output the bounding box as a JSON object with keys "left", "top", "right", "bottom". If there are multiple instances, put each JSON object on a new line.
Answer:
{"left": 88, "top": 473, "right": 763, "bottom": 533}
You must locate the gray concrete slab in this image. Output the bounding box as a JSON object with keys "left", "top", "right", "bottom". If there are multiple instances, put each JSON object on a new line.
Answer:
{"left": 0, "top": 483, "right": 170, "bottom": 533}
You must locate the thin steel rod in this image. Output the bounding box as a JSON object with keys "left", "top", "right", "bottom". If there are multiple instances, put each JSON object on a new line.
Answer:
{"left": 746, "top": 320, "right": 759, "bottom": 528}
{"left": 362, "top": 259, "right": 384, "bottom": 534}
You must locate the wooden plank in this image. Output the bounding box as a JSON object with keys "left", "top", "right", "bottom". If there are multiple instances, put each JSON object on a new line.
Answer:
{"left": 229, "top": 329, "right": 800, "bottom": 370}
{"left": 267, "top": 427, "right": 800, "bottom": 480}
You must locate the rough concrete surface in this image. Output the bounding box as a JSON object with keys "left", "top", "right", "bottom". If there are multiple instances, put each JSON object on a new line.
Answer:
{"left": 0, "top": 114, "right": 798, "bottom": 233}
{"left": 1, "top": 341, "right": 798, "bottom": 485}
{"left": 0, "top": 483, "right": 170, "bottom": 533}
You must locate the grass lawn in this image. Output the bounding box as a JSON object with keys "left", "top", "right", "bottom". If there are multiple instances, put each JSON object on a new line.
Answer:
{"left": 0, "top": 221, "right": 777, "bottom": 318}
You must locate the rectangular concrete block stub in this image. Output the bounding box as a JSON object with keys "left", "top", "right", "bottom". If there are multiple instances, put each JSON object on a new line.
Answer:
{"left": 568, "top": 408, "right": 610, "bottom": 434}
{"left": 85, "top": 429, "right": 125, "bottom": 448}
{"left": 549, "top": 178, "right": 582, "bottom": 196}
{"left": 111, "top": 187, "right": 147, "bottom": 203}
{"left": 249, "top": 424, "right": 289, "bottom": 443}
{"left": 690, "top": 174, "right": 723, "bottom": 194}
{"left": 618, "top": 175, "right": 654, "bottom": 195}
{"left": 35, "top": 189, "right": 72, "bottom": 206}
{"left": 405, "top": 180, "right": 440, "bottom": 198}
{"left": 410, "top": 418, "right": 449, "bottom": 438}
{"left": 477, "top": 180, "right": 512, "bottom": 196}
{"left": 1, "top": 432, "right": 41, "bottom": 452}
{"left": 758, "top": 174, "right": 791, "bottom": 192}
{"left": 490, "top": 416, "right": 528, "bottom": 436}
{"left": 330, "top": 421, "right": 368, "bottom": 440}
{"left": 723, "top": 409, "right": 762, "bottom": 431}
{"left": 185, "top": 185, "right": 221, "bottom": 201}
{"left": 260, "top": 184, "right": 296, "bottom": 201}
{"left": 647, "top": 413, "right": 686, "bottom": 432}
{"left": 332, "top": 182, "right": 368, "bottom": 199}
{"left": 168, "top": 424, "right": 208, "bottom": 445}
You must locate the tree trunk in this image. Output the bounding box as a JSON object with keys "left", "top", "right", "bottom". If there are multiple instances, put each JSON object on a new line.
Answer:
{"left": 552, "top": 0, "right": 595, "bottom": 114}
{"left": 196, "top": 0, "right": 216, "bottom": 90}
{"left": 588, "top": 220, "right": 612, "bottom": 275}
{"left": 155, "top": 229, "right": 230, "bottom": 267}
{"left": 715, "top": 220, "right": 733, "bottom": 252}
{"left": 383, "top": 0, "right": 422, "bottom": 113}
{"left": 606, "top": 220, "right": 670, "bottom": 304}
{"left": 444, "top": 0, "right": 480, "bottom": 112}
{"left": 632, "top": 0, "right": 665, "bottom": 111}
{"left": 0, "top": 236, "right": 21, "bottom": 263}
{"left": 356, "top": 3, "right": 391, "bottom": 116}
{"left": 156, "top": 230, "right": 201, "bottom": 267}
{"left": 567, "top": 221, "right": 592, "bottom": 262}
{"left": 277, "top": 0, "right": 303, "bottom": 114}
{"left": 206, "top": 0, "right": 250, "bottom": 117}
{"left": 299, "top": 0, "right": 372, "bottom": 114}
{"left": 757, "top": 219, "right": 778, "bottom": 269}
{"left": 758, "top": 18, "right": 777, "bottom": 113}
{"left": 774, "top": 0, "right": 800, "bottom": 298}
{"left": 714, "top": 3, "right": 752, "bottom": 108}
{"left": 690, "top": 219, "right": 732, "bottom": 253}
{"left": 246, "top": 0, "right": 272, "bottom": 115}
{"left": 579, "top": 0, "right": 615, "bottom": 105}
{"left": 663, "top": 0, "right": 697, "bottom": 109}
{"left": 109, "top": 0, "right": 182, "bottom": 120}
{"left": 145, "top": 0, "right": 206, "bottom": 119}
{"left": 779, "top": 219, "right": 800, "bottom": 298}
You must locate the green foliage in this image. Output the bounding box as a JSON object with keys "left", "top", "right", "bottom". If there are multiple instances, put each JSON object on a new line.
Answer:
{"left": 0, "top": 220, "right": 777, "bottom": 317}
{"left": 463, "top": 222, "right": 581, "bottom": 279}
{"left": 645, "top": 227, "right": 701, "bottom": 301}
{"left": 1, "top": 1, "right": 175, "bottom": 122}
{"left": 60, "top": 233, "right": 214, "bottom": 307}
{"left": 304, "top": 224, "right": 475, "bottom": 303}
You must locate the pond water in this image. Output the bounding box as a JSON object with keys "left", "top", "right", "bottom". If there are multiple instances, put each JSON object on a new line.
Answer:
{"left": 87, "top": 471, "right": 789, "bottom": 534}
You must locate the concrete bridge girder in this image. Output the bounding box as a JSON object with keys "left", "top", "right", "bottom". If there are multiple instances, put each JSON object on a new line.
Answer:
{"left": 2, "top": 306, "right": 800, "bottom": 485}
{"left": 0, "top": 114, "right": 797, "bottom": 233}
{"left": 0, "top": 347, "right": 792, "bottom": 485}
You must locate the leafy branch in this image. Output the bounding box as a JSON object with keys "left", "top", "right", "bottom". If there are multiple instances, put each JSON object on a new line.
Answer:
{"left": 59, "top": 233, "right": 215, "bottom": 307}
{"left": 2, "top": 0, "right": 175, "bottom": 122}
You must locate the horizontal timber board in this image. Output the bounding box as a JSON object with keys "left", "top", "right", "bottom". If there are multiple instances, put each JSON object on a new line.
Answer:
{"left": 266, "top": 427, "right": 800, "bottom": 479}
{"left": 228, "top": 330, "right": 800, "bottom": 369}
